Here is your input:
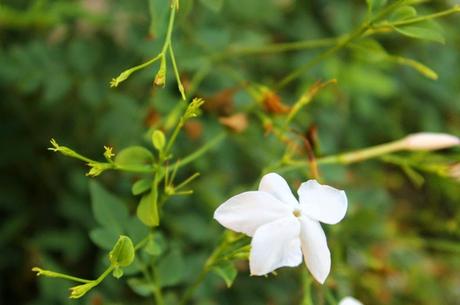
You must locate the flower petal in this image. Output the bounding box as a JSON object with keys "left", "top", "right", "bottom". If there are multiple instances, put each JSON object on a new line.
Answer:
{"left": 298, "top": 180, "right": 347, "bottom": 224}
{"left": 259, "top": 172, "right": 298, "bottom": 207}
{"left": 339, "top": 297, "right": 364, "bottom": 305}
{"left": 249, "top": 217, "right": 302, "bottom": 275}
{"left": 214, "top": 191, "right": 292, "bottom": 236}
{"left": 299, "top": 216, "right": 330, "bottom": 284}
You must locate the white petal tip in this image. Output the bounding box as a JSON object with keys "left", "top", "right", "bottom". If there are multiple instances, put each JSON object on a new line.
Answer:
{"left": 403, "top": 132, "right": 460, "bottom": 151}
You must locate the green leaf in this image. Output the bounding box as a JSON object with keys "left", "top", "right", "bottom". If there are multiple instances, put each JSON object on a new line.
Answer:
{"left": 89, "top": 227, "right": 120, "bottom": 250}
{"left": 366, "top": 0, "right": 387, "bottom": 12}
{"left": 127, "top": 278, "right": 155, "bottom": 297}
{"left": 90, "top": 181, "right": 129, "bottom": 232}
{"left": 124, "top": 217, "right": 150, "bottom": 244}
{"left": 212, "top": 261, "right": 237, "bottom": 288}
{"left": 199, "top": 0, "right": 224, "bottom": 12}
{"left": 144, "top": 234, "right": 165, "bottom": 256}
{"left": 157, "top": 249, "right": 185, "bottom": 287}
{"left": 352, "top": 39, "right": 388, "bottom": 62}
{"left": 131, "top": 178, "right": 152, "bottom": 195}
{"left": 137, "top": 192, "right": 159, "bottom": 227}
{"left": 115, "top": 146, "right": 154, "bottom": 167}
{"left": 109, "top": 235, "right": 135, "bottom": 267}
{"left": 389, "top": 6, "right": 417, "bottom": 22}
{"left": 151, "top": 129, "right": 166, "bottom": 151}
{"left": 393, "top": 23, "right": 445, "bottom": 44}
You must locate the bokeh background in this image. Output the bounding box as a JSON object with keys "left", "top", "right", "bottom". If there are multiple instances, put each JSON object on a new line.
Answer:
{"left": 1, "top": 0, "right": 460, "bottom": 305}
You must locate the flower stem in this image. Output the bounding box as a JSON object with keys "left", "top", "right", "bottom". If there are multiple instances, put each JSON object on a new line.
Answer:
{"left": 172, "top": 132, "right": 226, "bottom": 172}
{"left": 220, "top": 37, "right": 339, "bottom": 57}
{"left": 317, "top": 140, "right": 406, "bottom": 165}
{"left": 32, "top": 267, "right": 92, "bottom": 283}
{"left": 276, "top": 0, "right": 408, "bottom": 88}
{"left": 282, "top": 139, "right": 407, "bottom": 172}
{"left": 178, "top": 232, "right": 239, "bottom": 305}
{"left": 300, "top": 270, "right": 314, "bottom": 305}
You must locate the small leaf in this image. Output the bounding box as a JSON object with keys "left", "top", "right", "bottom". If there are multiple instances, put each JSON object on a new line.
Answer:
{"left": 199, "top": 0, "right": 224, "bottom": 12}
{"left": 112, "top": 267, "right": 124, "bottom": 279}
{"left": 109, "top": 235, "right": 135, "bottom": 267}
{"left": 352, "top": 39, "right": 388, "bottom": 61}
{"left": 212, "top": 261, "right": 237, "bottom": 288}
{"left": 115, "top": 146, "right": 154, "bottom": 167}
{"left": 90, "top": 181, "right": 129, "bottom": 232}
{"left": 389, "top": 6, "right": 417, "bottom": 22}
{"left": 137, "top": 192, "right": 159, "bottom": 227}
{"left": 366, "top": 0, "right": 387, "bottom": 12}
{"left": 144, "top": 234, "right": 165, "bottom": 256}
{"left": 132, "top": 178, "right": 152, "bottom": 195}
{"left": 393, "top": 23, "right": 445, "bottom": 44}
{"left": 124, "top": 217, "right": 150, "bottom": 244}
{"left": 89, "top": 227, "right": 120, "bottom": 250}
{"left": 157, "top": 249, "right": 185, "bottom": 287}
{"left": 152, "top": 130, "right": 166, "bottom": 151}
{"left": 127, "top": 278, "right": 155, "bottom": 297}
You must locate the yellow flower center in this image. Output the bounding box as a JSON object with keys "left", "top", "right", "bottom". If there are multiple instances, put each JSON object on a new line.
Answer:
{"left": 293, "top": 209, "right": 301, "bottom": 218}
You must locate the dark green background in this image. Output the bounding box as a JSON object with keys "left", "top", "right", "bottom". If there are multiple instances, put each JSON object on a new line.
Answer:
{"left": 1, "top": 0, "right": 459, "bottom": 304}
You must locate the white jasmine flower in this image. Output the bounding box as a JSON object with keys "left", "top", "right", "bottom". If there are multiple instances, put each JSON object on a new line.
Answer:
{"left": 339, "top": 296, "right": 364, "bottom": 305}
{"left": 402, "top": 132, "right": 460, "bottom": 151}
{"left": 214, "top": 173, "right": 347, "bottom": 283}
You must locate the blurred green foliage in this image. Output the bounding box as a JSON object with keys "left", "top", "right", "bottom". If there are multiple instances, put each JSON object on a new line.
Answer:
{"left": 1, "top": 0, "right": 460, "bottom": 305}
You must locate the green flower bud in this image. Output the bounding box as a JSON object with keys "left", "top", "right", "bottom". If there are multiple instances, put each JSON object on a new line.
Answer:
{"left": 69, "top": 281, "right": 97, "bottom": 299}
{"left": 152, "top": 130, "right": 166, "bottom": 151}
{"left": 109, "top": 235, "right": 135, "bottom": 267}
{"left": 154, "top": 56, "right": 167, "bottom": 87}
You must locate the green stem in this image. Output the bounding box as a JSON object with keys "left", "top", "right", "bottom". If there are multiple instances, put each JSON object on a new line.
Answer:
{"left": 317, "top": 140, "right": 406, "bottom": 165}
{"left": 220, "top": 37, "right": 339, "bottom": 58}
{"left": 94, "top": 265, "right": 114, "bottom": 284}
{"left": 283, "top": 139, "right": 407, "bottom": 172}
{"left": 300, "top": 271, "right": 314, "bottom": 305}
{"left": 111, "top": 3, "right": 177, "bottom": 87}
{"left": 179, "top": 269, "right": 208, "bottom": 305}
{"left": 134, "top": 235, "right": 151, "bottom": 251}
{"left": 179, "top": 232, "right": 237, "bottom": 305}
{"left": 164, "top": 117, "right": 185, "bottom": 156}
{"left": 386, "top": 5, "right": 460, "bottom": 27}
{"left": 152, "top": 268, "right": 165, "bottom": 305}
{"left": 172, "top": 133, "right": 226, "bottom": 171}
{"left": 169, "top": 44, "right": 186, "bottom": 100}
{"left": 277, "top": 24, "right": 368, "bottom": 89}
{"left": 161, "top": 5, "right": 176, "bottom": 53}
{"left": 277, "top": 0, "right": 408, "bottom": 88}
{"left": 174, "top": 172, "right": 200, "bottom": 191}
{"left": 32, "top": 268, "right": 92, "bottom": 283}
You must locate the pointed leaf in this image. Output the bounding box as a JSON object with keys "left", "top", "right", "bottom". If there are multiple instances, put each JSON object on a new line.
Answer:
{"left": 366, "top": 0, "right": 387, "bottom": 12}
{"left": 212, "top": 261, "right": 238, "bottom": 288}
{"left": 127, "top": 277, "right": 155, "bottom": 297}
{"left": 393, "top": 23, "right": 445, "bottom": 44}
{"left": 389, "top": 6, "right": 417, "bottom": 22}
{"left": 89, "top": 227, "right": 120, "bottom": 250}
{"left": 157, "top": 249, "right": 185, "bottom": 287}
{"left": 90, "top": 181, "right": 129, "bottom": 231}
